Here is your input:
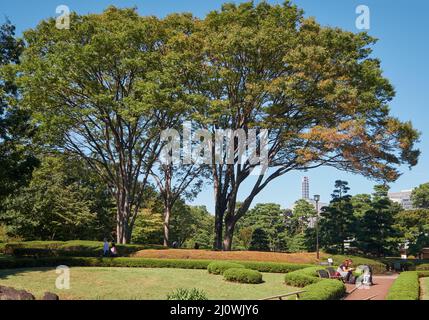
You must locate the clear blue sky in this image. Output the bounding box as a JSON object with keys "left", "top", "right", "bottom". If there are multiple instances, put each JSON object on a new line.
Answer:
{"left": 2, "top": 0, "right": 428, "bottom": 213}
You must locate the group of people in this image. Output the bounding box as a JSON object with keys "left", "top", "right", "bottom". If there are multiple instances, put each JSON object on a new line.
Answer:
{"left": 103, "top": 238, "right": 118, "bottom": 257}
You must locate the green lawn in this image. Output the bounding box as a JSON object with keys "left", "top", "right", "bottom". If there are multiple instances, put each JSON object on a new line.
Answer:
{"left": 421, "top": 277, "right": 429, "bottom": 300}
{"left": 0, "top": 267, "right": 297, "bottom": 300}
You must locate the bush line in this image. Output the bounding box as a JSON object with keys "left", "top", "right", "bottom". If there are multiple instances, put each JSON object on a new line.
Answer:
{"left": 0, "top": 256, "right": 313, "bottom": 274}
{"left": 284, "top": 266, "right": 346, "bottom": 300}
{"left": 0, "top": 241, "right": 165, "bottom": 257}
{"left": 386, "top": 271, "right": 429, "bottom": 300}
{"left": 300, "top": 279, "right": 346, "bottom": 300}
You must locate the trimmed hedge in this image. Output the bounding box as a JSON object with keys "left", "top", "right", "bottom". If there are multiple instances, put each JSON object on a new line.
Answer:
{"left": 0, "top": 241, "right": 165, "bottom": 257}
{"left": 300, "top": 279, "right": 346, "bottom": 300}
{"left": 284, "top": 266, "right": 346, "bottom": 300}
{"left": 207, "top": 261, "right": 245, "bottom": 275}
{"left": 240, "top": 261, "right": 312, "bottom": 273}
{"left": 386, "top": 271, "right": 429, "bottom": 300}
{"left": 0, "top": 256, "right": 318, "bottom": 276}
{"left": 0, "top": 257, "right": 212, "bottom": 270}
{"left": 223, "top": 268, "right": 263, "bottom": 284}
{"left": 1, "top": 257, "right": 308, "bottom": 275}
{"left": 386, "top": 272, "right": 420, "bottom": 300}
{"left": 284, "top": 267, "right": 324, "bottom": 287}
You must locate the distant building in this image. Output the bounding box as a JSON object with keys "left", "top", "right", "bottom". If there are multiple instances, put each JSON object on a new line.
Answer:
{"left": 294, "top": 177, "right": 327, "bottom": 215}
{"left": 307, "top": 199, "right": 329, "bottom": 229}
{"left": 418, "top": 248, "right": 429, "bottom": 260}
{"left": 302, "top": 177, "right": 310, "bottom": 200}
{"left": 388, "top": 190, "right": 414, "bottom": 210}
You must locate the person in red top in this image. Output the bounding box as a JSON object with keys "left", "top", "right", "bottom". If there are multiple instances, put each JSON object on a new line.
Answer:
{"left": 110, "top": 242, "right": 118, "bottom": 257}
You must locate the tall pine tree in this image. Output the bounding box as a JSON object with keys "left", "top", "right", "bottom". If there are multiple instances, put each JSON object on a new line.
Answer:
{"left": 320, "top": 181, "right": 356, "bottom": 254}
{"left": 355, "top": 185, "right": 400, "bottom": 257}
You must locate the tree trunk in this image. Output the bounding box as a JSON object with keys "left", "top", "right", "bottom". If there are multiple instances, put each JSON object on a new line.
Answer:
{"left": 223, "top": 219, "right": 236, "bottom": 251}
{"left": 124, "top": 222, "right": 132, "bottom": 244}
{"left": 214, "top": 207, "right": 224, "bottom": 250}
{"left": 222, "top": 192, "right": 254, "bottom": 251}
{"left": 116, "top": 189, "right": 132, "bottom": 244}
{"left": 222, "top": 194, "right": 238, "bottom": 251}
{"left": 163, "top": 206, "right": 171, "bottom": 247}
{"left": 116, "top": 209, "right": 124, "bottom": 244}
{"left": 116, "top": 213, "right": 132, "bottom": 244}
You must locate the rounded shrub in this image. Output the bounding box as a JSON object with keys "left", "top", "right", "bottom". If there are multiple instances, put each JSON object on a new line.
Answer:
{"left": 223, "top": 268, "right": 263, "bottom": 284}
{"left": 207, "top": 261, "right": 245, "bottom": 275}
{"left": 284, "top": 266, "right": 323, "bottom": 287}
{"left": 284, "top": 272, "right": 321, "bottom": 287}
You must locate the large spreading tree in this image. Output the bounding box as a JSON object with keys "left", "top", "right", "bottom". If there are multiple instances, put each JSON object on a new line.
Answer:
{"left": 17, "top": 9, "right": 197, "bottom": 243}
{"left": 184, "top": 2, "right": 419, "bottom": 250}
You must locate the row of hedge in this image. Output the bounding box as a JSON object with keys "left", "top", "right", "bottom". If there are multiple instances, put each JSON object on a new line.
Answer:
{"left": 0, "top": 256, "right": 313, "bottom": 274}
{"left": 0, "top": 244, "right": 314, "bottom": 273}
{"left": 300, "top": 279, "right": 347, "bottom": 300}
{"left": 0, "top": 241, "right": 165, "bottom": 257}
{"left": 0, "top": 256, "right": 211, "bottom": 270}
{"left": 240, "top": 261, "right": 312, "bottom": 273}
{"left": 386, "top": 271, "right": 429, "bottom": 300}
{"left": 283, "top": 266, "right": 347, "bottom": 300}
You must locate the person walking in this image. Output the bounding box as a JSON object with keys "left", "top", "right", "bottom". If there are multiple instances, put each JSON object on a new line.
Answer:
{"left": 103, "top": 238, "right": 109, "bottom": 257}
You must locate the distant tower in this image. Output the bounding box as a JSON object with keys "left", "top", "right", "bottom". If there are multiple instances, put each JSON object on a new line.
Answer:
{"left": 302, "top": 177, "right": 310, "bottom": 200}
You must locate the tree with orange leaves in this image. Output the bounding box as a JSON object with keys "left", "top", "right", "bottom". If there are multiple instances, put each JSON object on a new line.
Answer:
{"left": 187, "top": 1, "right": 420, "bottom": 250}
